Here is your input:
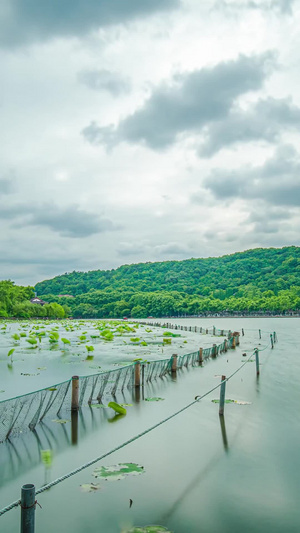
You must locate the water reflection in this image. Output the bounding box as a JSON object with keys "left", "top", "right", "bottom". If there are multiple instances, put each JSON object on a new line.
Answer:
{"left": 219, "top": 415, "right": 229, "bottom": 451}
{"left": 0, "top": 373, "right": 177, "bottom": 488}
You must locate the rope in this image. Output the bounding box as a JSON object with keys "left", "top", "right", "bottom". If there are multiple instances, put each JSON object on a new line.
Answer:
{"left": 0, "top": 347, "right": 257, "bottom": 517}
{"left": 0, "top": 327, "right": 276, "bottom": 517}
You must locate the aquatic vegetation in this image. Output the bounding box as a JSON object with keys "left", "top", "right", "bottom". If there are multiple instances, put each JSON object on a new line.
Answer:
{"left": 85, "top": 345, "right": 94, "bottom": 353}
{"left": 93, "top": 463, "right": 144, "bottom": 481}
{"left": 108, "top": 401, "right": 127, "bottom": 415}
{"left": 7, "top": 348, "right": 15, "bottom": 363}
{"left": 61, "top": 337, "right": 71, "bottom": 345}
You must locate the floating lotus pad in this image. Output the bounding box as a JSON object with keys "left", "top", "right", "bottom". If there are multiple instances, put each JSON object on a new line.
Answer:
{"left": 80, "top": 483, "right": 101, "bottom": 493}
{"left": 211, "top": 399, "right": 251, "bottom": 405}
{"left": 93, "top": 462, "right": 144, "bottom": 481}
{"left": 145, "top": 397, "right": 165, "bottom": 402}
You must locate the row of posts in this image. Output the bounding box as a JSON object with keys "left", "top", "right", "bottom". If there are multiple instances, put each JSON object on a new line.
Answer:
{"left": 20, "top": 328, "right": 276, "bottom": 532}
{"left": 68, "top": 330, "right": 279, "bottom": 406}
{"left": 218, "top": 331, "right": 277, "bottom": 416}
{"left": 133, "top": 333, "right": 240, "bottom": 387}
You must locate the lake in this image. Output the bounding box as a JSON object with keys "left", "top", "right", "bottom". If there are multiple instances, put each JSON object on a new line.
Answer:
{"left": 0, "top": 317, "right": 299, "bottom": 533}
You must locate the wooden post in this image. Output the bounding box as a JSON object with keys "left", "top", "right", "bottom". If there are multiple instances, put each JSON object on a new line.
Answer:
{"left": 21, "top": 484, "right": 36, "bottom": 533}
{"left": 220, "top": 329, "right": 224, "bottom": 336}
{"left": 134, "top": 362, "right": 141, "bottom": 387}
{"left": 212, "top": 344, "right": 217, "bottom": 358}
{"left": 270, "top": 334, "right": 274, "bottom": 349}
{"left": 71, "top": 375, "right": 79, "bottom": 411}
{"left": 224, "top": 339, "right": 228, "bottom": 352}
{"left": 259, "top": 329, "right": 261, "bottom": 339}
{"left": 171, "top": 354, "right": 178, "bottom": 372}
{"left": 231, "top": 336, "right": 236, "bottom": 349}
{"left": 235, "top": 334, "right": 240, "bottom": 346}
{"left": 206, "top": 329, "right": 208, "bottom": 334}
{"left": 273, "top": 331, "right": 277, "bottom": 343}
{"left": 242, "top": 328, "right": 244, "bottom": 336}
{"left": 200, "top": 327, "right": 202, "bottom": 333}
{"left": 213, "top": 326, "right": 216, "bottom": 336}
{"left": 219, "top": 376, "right": 226, "bottom": 416}
{"left": 199, "top": 347, "right": 203, "bottom": 364}
{"left": 255, "top": 348, "right": 260, "bottom": 376}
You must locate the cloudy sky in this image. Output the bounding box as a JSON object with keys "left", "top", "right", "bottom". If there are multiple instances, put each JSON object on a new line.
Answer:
{"left": 1, "top": 0, "right": 300, "bottom": 286}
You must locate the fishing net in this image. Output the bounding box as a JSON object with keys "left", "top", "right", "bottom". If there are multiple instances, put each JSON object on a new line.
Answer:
{"left": 0, "top": 326, "right": 237, "bottom": 442}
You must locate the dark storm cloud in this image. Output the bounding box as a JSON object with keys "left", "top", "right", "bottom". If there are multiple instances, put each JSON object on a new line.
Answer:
{"left": 198, "top": 98, "right": 300, "bottom": 156}
{"left": 82, "top": 52, "right": 275, "bottom": 150}
{"left": 202, "top": 145, "right": 300, "bottom": 207}
{"left": 0, "top": 203, "right": 119, "bottom": 237}
{"left": 77, "top": 69, "right": 131, "bottom": 96}
{"left": 0, "top": 0, "right": 180, "bottom": 48}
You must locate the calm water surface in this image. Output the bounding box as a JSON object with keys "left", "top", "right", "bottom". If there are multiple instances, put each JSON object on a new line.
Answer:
{"left": 0, "top": 317, "right": 299, "bottom": 533}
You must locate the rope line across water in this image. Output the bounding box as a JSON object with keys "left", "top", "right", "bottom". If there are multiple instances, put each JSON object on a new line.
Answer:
{"left": 0, "top": 345, "right": 259, "bottom": 517}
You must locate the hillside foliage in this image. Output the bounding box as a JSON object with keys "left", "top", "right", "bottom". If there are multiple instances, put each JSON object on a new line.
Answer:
{"left": 35, "top": 247, "right": 300, "bottom": 317}
{"left": 0, "top": 280, "right": 68, "bottom": 319}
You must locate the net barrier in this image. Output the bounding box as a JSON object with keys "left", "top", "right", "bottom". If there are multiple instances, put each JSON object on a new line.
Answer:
{"left": 0, "top": 329, "right": 237, "bottom": 443}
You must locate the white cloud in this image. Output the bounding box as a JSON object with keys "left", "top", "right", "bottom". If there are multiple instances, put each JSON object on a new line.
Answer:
{"left": 0, "top": 0, "right": 300, "bottom": 285}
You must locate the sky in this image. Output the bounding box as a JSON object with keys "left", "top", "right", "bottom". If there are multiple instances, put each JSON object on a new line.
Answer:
{"left": 1, "top": 0, "right": 300, "bottom": 286}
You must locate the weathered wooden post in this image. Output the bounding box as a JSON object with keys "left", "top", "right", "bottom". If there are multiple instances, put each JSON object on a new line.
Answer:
{"left": 134, "top": 362, "right": 141, "bottom": 387}
{"left": 228, "top": 330, "right": 232, "bottom": 339}
{"left": 231, "top": 336, "right": 236, "bottom": 349}
{"left": 273, "top": 331, "right": 277, "bottom": 343}
{"left": 206, "top": 328, "right": 208, "bottom": 334}
{"left": 213, "top": 326, "right": 216, "bottom": 336}
{"left": 224, "top": 339, "right": 228, "bottom": 352}
{"left": 242, "top": 328, "right": 244, "bottom": 336}
{"left": 259, "top": 329, "right": 261, "bottom": 339}
{"left": 235, "top": 333, "right": 240, "bottom": 346}
{"left": 219, "top": 376, "right": 226, "bottom": 416}
{"left": 71, "top": 375, "right": 79, "bottom": 411}
{"left": 200, "top": 327, "right": 202, "bottom": 333}
{"left": 255, "top": 348, "right": 260, "bottom": 376}
{"left": 171, "top": 354, "right": 178, "bottom": 373}
{"left": 220, "top": 329, "right": 224, "bottom": 336}
{"left": 270, "top": 334, "right": 274, "bottom": 349}
{"left": 21, "top": 484, "right": 36, "bottom": 533}
{"left": 199, "top": 347, "right": 203, "bottom": 365}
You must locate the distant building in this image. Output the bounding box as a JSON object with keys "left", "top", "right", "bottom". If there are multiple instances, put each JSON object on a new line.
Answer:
{"left": 30, "top": 297, "right": 47, "bottom": 306}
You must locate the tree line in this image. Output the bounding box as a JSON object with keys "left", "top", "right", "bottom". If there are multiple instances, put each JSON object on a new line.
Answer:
{"left": 35, "top": 246, "right": 300, "bottom": 317}
{"left": 0, "top": 280, "right": 68, "bottom": 319}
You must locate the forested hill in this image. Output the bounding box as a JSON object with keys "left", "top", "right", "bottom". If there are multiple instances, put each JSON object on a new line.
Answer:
{"left": 35, "top": 247, "right": 300, "bottom": 317}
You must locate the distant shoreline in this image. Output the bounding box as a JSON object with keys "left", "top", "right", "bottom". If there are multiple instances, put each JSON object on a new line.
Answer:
{"left": 0, "top": 313, "right": 299, "bottom": 321}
